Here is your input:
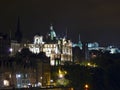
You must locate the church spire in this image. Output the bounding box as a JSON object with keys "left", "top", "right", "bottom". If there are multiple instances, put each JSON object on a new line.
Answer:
{"left": 65, "top": 27, "right": 68, "bottom": 39}
{"left": 78, "top": 34, "right": 82, "bottom": 49}
{"left": 9, "top": 29, "right": 12, "bottom": 41}
{"left": 15, "top": 16, "right": 23, "bottom": 43}
{"left": 78, "top": 34, "right": 81, "bottom": 43}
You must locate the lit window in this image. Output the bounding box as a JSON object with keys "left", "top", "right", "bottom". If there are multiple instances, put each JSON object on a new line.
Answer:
{"left": 51, "top": 60, "right": 55, "bottom": 66}
{"left": 16, "top": 74, "right": 21, "bottom": 78}
{"left": 9, "top": 48, "right": 13, "bottom": 52}
{"left": 3, "top": 80, "right": 10, "bottom": 86}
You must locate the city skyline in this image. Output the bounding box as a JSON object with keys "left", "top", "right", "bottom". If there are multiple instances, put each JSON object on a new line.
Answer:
{"left": 0, "top": 0, "right": 120, "bottom": 47}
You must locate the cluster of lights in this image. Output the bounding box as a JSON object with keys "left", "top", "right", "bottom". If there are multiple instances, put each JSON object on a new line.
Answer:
{"left": 80, "top": 62, "right": 97, "bottom": 68}
{"left": 87, "top": 62, "right": 97, "bottom": 67}
{"left": 58, "top": 69, "right": 67, "bottom": 78}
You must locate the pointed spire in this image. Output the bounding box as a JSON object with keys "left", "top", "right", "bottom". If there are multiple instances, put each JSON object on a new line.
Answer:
{"left": 17, "top": 16, "right": 20, "bottom": 32}
{"left": 15, "top": 16, "right": 22, "bottom": 43}
{"left": 65, "top": 27, "right": 68, "bottom": 39}
{"left": 78, "top": 33, "right": 82, "bottom": 49}
{"left": 9, "top": 29, "right": 11, "bottom": 40}
{"left": 79, "top": 34, "right": 81, "bottom": 42}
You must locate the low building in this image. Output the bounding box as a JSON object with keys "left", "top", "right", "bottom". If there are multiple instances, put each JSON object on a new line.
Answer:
{"left": 0, "top": 51, "right": 51, "bottom": 88}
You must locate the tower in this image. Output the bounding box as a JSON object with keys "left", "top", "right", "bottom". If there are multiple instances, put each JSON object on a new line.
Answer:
{"left": 78, "top": 34, "right": 81, "bottom": 43}
{"left": 15, "top": 17, "right": 22, "bottom": 43}
{"left": 50, "top": 24, "right": 56, "bottom": 41}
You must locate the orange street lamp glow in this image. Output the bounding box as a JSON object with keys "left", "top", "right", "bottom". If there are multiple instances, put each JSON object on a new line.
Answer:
{"left": 85, "top": 84, "right": 89, "bottom": 89}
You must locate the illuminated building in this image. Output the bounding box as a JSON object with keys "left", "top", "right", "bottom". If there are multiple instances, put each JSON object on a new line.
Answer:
{"left": 29, "top": 24, "right": 72, "bottom": 65}
{"left": 11, "top": 24, "right": 73, "bottom": 66}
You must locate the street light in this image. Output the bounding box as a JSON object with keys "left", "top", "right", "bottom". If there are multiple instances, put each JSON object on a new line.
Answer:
{"left": 56, "top": 69, "right": 69, "bottom": 86}
{"left": 84, "top": 84, "right": 89, "bottom": 90}
{"left": 58, "top": 69, "right": 67, "bottom": 78}
{"left": 9, "top": 47, "right": 13, "bottom": 56}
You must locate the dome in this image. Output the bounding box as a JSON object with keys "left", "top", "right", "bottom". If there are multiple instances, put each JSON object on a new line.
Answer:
{"left": 50, "top": 24, "right": 56, "bottom": 40}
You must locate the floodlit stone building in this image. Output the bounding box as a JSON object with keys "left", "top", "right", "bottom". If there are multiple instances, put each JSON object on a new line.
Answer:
{"left": 10, "top": 24, "right": 73, "bottom": 66}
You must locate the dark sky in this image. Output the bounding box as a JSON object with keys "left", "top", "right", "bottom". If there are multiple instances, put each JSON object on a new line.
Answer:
{"left": 0, "top": 0, "right": 120, "bottom": 47}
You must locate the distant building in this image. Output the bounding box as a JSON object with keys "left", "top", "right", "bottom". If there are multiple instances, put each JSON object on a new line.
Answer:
{"left": 106, "top": 46, "right": 120, "bottom": 54}
{"left": 10, "top": 24, "right": 73, "bottom": 66}
{"left": 72, "top": 34, "right": 82, "bottom": 49}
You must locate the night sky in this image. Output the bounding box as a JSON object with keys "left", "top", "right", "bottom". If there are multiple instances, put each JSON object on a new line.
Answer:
{"left": 0, "top": 0, "right": 120, "bottom": 47}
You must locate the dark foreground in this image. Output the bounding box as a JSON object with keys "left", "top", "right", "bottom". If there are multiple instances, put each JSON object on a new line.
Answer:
{"left": 0, "top": 87, "right": 73, "bottom": 90}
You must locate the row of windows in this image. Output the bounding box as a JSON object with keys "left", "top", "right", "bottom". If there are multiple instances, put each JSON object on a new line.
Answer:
{"left": 44, "top": 44, "right": 57, "bottom": 48}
